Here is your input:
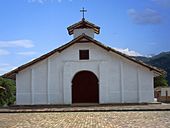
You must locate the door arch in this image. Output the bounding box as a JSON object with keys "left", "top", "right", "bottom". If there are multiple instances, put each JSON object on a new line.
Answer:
{"left": 72, "top": 71, "right": 99, "bottom": 103}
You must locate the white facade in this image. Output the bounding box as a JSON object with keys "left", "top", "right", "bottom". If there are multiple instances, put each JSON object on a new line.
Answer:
{"left": 16, "top": 41, "right": 155, "bottom": 105}
{"left": 161, "top": 87, "right": 170, "bottom": 96}
{"left": 13, "top": 19, "right": 158, "bottom": 105}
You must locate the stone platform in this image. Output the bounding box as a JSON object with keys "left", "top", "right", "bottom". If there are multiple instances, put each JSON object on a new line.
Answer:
{"left": 0, "top": 103, "right": 170, "bottom": 113}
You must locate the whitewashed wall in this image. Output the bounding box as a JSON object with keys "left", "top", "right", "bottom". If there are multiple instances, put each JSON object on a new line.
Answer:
{"left": 16, "top": 41, "right": 154, "bottom": 105}
{"left": 16, "top": 69, "right": 32, "bottom": 105}
{"left": 161, "top": 88, "right": 170, "bottom": 96}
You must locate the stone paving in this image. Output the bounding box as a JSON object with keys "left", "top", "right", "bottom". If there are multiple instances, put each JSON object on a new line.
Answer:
{"left": 0, "top": 111, "right": 170, "bottom": 128}
{"left": 1, "top": 104, "right": 170, "bottom": 113}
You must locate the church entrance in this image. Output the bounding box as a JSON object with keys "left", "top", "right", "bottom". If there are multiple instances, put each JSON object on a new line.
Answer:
{"left": 72, "top": 71, "right": 99, "bottom": 103}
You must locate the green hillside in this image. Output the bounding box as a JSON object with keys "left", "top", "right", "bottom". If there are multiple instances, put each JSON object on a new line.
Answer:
{"left": 134, "top": 52, "right": 170, "bottom": 85}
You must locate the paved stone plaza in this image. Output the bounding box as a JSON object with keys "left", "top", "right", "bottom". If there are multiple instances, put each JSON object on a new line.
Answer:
{"left": 0, "top": 111, "right": 170, "bottom": 128}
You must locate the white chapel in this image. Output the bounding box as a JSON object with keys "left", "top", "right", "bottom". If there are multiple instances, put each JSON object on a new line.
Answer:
{"left": 3, "top": 15, "right": 164, "bottom": 105}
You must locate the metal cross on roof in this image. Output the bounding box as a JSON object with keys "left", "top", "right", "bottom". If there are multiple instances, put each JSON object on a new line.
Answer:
{"left": 80, "top": 7, "right": 87, "bottom": 20}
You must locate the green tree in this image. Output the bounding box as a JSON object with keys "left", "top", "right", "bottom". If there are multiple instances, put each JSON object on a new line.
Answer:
{"left": 0, "top": 77, "right": 16, "bottom": 106}
{"left": 154, "top": 75, "right": 168, "bottom": 88}
{"left": 0, "top": 86, "right": 5, "bottom": 94}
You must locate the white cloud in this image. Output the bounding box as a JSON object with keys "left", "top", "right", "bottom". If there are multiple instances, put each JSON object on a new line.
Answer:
{"left": 128, "top": 8, "right": 161, "bottom": 25}
{"left": 29, "top": 58, "right": 37, "bottom": 62}
{"left": 28, "top": 0, "right": 71, "bottom": 3}
{"left": 0, "top": 64, "right": 16, "bottom": 75}
{"left": 28, "top": 0, "right": 44, "bottom": 4}
{"left": 17, "top": 51, "right": 37, "bottom": 56}
{"left": 0, "top": 49, "right": 10, "bottom": 56}
{"left": 114, "top": 47, "right": 143, "bottom": 56}
{"left": 152, "top": 0, "right": 170, "bottom": 8}
{"left": 0, "top": 40, "right": 34, "bottom": 48}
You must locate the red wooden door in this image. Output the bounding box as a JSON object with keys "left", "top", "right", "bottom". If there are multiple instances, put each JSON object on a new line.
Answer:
{"left": 72, "top": 71, "right": 99, "bottom": 103}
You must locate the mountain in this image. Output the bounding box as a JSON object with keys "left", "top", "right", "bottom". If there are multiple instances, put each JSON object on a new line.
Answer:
{"left": 134, "top": 51, "right": 170, "bottom": 85}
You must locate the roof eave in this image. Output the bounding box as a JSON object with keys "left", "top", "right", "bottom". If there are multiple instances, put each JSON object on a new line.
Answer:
{"left": 2, "top": 34, "right": 165, "bottom": 80}
{"left": 68, "top": 28, "right": 100, "bottom": 35}
{"left": 67, "top": 20, "right": 100, "bottom": 35}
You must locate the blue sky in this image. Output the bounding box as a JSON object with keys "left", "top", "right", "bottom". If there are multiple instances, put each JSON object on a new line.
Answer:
{"left": 0, "top": 0, "right": 170, "bottom": 75}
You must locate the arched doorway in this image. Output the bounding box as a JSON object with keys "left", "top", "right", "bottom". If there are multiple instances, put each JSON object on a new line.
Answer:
{"left": 72, "top": 71, "right": 99, "bottom": 103}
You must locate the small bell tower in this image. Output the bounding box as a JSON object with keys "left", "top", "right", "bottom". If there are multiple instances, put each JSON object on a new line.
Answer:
{"left": 67, "top": 8, "right": 100, "bottom": 39}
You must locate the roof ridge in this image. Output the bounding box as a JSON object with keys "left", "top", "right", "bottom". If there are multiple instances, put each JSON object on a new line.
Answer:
{"left": 1, "top": 34, "right": 165, "bottom": 80}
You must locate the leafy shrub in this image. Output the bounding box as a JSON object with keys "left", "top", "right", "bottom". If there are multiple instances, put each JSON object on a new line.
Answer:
{"left": 154, "top": 75, "right": 168, "bottom": 88}
{"left": 0, "top": 77, "right": 16, "bottom": 106}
